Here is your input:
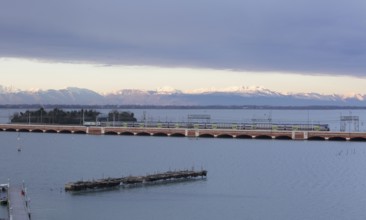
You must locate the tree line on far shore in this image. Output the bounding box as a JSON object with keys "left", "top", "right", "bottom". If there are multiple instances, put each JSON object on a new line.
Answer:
{"left": 10, "top": 108, "right": 137, "bottom": 125}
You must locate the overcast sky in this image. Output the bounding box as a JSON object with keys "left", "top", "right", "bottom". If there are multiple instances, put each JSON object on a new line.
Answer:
{"left": 1, "top": 0, "right": 366, "bottom": 94}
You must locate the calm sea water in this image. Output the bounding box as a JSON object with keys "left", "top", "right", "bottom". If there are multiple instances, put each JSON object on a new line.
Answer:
{"left": 1, "top": 109, "right": 366, "bottom": 219}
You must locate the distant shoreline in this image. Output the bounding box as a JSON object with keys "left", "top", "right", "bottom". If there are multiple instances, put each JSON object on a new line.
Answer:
{"left": 1, "top": 104, "right": 366, "bottom": 110}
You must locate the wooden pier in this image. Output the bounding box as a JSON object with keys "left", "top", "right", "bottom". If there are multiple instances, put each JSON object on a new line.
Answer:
{"left": 7, "top": 184, "right": 31, "bottom": 220}
{"left": 65, "top": 170, "right": 208, "bottom": 192}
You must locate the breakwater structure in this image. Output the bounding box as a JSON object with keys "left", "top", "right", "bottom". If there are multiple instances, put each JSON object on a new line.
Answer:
{"left": 1, "top": 123, "right": 366, "bottom": 141}
{"left": 65, "top": 169, "right": 208, "bottom": 192}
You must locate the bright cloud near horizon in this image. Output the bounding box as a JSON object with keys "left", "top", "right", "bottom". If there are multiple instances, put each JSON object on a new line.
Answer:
{"left": 1, "top": 0, "right": 366, "bottom": 95}
{"left": 2, "top": 58, "right": 366, "bottom": 95}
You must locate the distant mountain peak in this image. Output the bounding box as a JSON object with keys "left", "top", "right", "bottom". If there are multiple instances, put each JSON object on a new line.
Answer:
{"left": 0, "top": 85, "right": 365, "bottom": 106}
{"left": 155, "top": 86, "right": 182, "bottom": 95}
{"left": 186, "top": 86, "right": 281, "bottom": 96}
{"left": 341, "top": 93, "right": 365, "bottom": 101}
{"left": 111, "top": 89, "right": 150, "bottom": 96}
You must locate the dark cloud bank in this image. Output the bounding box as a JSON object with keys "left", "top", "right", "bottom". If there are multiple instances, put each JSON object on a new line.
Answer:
{"left": 1, "top": 0, "right": 366, "bottom": 76}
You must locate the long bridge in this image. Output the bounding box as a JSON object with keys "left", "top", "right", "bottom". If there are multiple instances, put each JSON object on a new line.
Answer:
{"left": 1, "top": 123, "right": 366, "bottom": 141}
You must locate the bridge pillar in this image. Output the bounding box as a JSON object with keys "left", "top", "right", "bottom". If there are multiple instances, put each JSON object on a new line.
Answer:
{"left": 271, "top": 136, "right": 276, "bottom": 139}
{"left": 325, "top": 137, "right": 329, "bottom": 140}
{"left": 303, "top": 132, "right": 308, "bottom": 140}
{"left": 346, "top": 137, "right": 350, "bottom": 141}
{"left": 291, "top": 131, "right": 305, "bottom": 140}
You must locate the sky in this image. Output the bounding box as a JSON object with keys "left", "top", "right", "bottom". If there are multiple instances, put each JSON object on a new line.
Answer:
{"left": 1, "top": 0, "right": 366, "bottom": 95}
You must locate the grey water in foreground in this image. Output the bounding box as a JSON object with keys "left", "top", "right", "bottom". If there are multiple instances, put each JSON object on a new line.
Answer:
{"left": 1, "top": 131, "right": 366, "bottom": 220}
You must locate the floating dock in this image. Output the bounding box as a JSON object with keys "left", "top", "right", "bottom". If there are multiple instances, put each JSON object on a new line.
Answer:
{"left": 65, "top": 169, "right": 208, "bottom": 192}
{"left": 1, "top": 183, "right": 31, "bottom": 220}
{"left": 0, "top": 184, "right": 8, "bottom": 206}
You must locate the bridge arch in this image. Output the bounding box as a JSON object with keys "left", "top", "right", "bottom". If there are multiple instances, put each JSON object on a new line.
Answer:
{"left": 5, "top": 128, "right": 17, "bottom": 132}
{"left": 350, "top": 137, "right": 366, "bottom": 142}
{"left": 199, "top": 133, "right": 215, "bottom": 138}
{"left": 74, "top": 130, "right": 87, "bottom": 134}
{"left": 328, "top": 136, "right": 347, "bottom": 141}
{"left": 275, "top": 135, "right": 292, "bottom": 140}
{"left": 33, "top": 129, "right": 44, "bottom": 133}
{"left": 120, "top": 132, "right": 134, "bottom": 136}
{"left": 153, "top": 132, "right": 168, "bottom": 137}
{"left": 136, "top": 132, "right": 151, "bottom": 136}
{"left": 236, "top": 134, "right": 252, "bottom": 139}
{"left": 45, "top": 130, "right": 57, "bottom": 133}
{"left": 18, "top": 129, "right": 31, "bottom": 132}
{"left": 308, "top": 136, "right": 326, "bottom": 141}
{"left": 59, "top": 130, "right": 72, "bottom": 134}
{"left": 217, "top": 134, "right": 233, "bottom": 138}
{"left": 105, "top": 131, "right": 118, "bottom": 135}
{"left": 255, "top": 135, "right": 272, "bottom": 139}
{"left": 170, "top": 133, "right": 185, "bottom": 137}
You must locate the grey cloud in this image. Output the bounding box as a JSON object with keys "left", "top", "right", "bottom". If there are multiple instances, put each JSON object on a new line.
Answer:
{"left": 1, "top": 0, "right": 366, "bottom": 76}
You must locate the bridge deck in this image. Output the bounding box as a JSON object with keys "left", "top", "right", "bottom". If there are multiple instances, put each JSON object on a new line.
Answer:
{"left": 1, "top": 123, "right": 366, "bottom": 141}
{"left": 8, "top": 186, "right": 30, "bottom": 220}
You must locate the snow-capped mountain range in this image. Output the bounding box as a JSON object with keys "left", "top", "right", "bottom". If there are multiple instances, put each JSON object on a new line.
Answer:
{"left": 0, "top": 85, "right": 365, "bottom": 106}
